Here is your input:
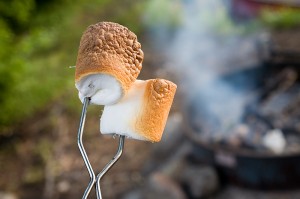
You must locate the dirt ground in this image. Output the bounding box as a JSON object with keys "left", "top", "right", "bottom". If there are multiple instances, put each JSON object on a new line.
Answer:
{"left": 0, "top": 103, "right": 154, "bottom": 199}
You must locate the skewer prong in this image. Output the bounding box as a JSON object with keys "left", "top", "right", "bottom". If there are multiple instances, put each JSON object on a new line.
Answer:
{"left": 77, "top": 97, "right": 126, "bottom": 199}
{"left": 77, "top": 97, "right": 95, "bottom": 199}
{"left": 96, "top": 135, "right": 125, "bottom": 199}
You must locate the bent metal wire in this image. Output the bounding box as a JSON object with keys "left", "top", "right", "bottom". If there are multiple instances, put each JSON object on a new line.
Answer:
{"left": 77, "top": 97, "right": 125, "bottom": 199}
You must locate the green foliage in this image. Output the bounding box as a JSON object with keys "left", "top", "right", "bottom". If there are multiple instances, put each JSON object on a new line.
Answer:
{"left": 261, "top": 8, "right": 300, "bottom": 29}
{"left": 143, "top": 0, "right": 182, "bottom": 28}
{"left": 0, "top": 0, "right": 35, "bottom": 32}
{"left": 208, "top": 6, "right": 259, "bottom": 36}
{"left": 0, "top": 0, "right": 146, "bottom": 129}
{"left": 143, "top": 0, "right": 259, "bottom": 36}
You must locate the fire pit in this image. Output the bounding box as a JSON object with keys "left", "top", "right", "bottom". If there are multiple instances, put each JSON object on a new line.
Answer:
{"left": 143, "top": 0, "right": 300, "bottom": 191}
{"left": 182, "top": 61, "right": 300, "bottom": 189}
{"left": 184, "top": 110, "right": 300, "bottom": 190}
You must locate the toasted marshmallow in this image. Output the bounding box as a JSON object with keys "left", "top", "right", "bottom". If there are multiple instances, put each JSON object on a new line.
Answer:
{"left": 100, "top": 79, "right": 177, "bottom": 142}
{"left": 75, "top": 22, "right": 143, "bottom": 105}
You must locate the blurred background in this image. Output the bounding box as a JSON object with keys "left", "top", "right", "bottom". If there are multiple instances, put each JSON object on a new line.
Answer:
{"left": 1, "top": 0, "right": 300, "bottom": 198}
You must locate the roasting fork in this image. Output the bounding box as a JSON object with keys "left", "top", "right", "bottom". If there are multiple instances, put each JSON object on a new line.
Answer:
{"left": 77, "top": 97, "right": 125, "bottom": 199}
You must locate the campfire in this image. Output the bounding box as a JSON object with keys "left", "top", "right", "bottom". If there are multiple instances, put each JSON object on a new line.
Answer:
{"left": 185, "top": 64, "right": 300, "bottom": 155}
{"left": 142, "top": 0, "right": 300, "bottom": 192}
{"left": 143, "top": 0, "right": 300, "bottom": 155}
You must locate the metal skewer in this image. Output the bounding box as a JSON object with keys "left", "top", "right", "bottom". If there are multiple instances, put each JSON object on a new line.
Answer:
{"left": 77, "top": 97, "right": 95, "bottom": 199}
{"left": 96, "top": 135, "right": 125, "bottom": 199}
{"left": 77, "top": 97, "right": 125, "bottom": 199}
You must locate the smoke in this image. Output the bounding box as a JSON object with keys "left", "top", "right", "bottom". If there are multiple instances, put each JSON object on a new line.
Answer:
{"left": 143, "top": 0, "right": 268, "bottom": 133}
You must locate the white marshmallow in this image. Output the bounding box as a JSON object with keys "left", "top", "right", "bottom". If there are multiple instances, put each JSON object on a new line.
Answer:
{"left": 100, "top": 78, "right": 177, "bottom": 142}
{"left": 100, "top": 80, "right": 147, "bottom": 140}
{"left": 75, "top": 74, "right": 123, "bottom": 105}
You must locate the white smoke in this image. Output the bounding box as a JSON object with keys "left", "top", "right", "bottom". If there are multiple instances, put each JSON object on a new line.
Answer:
{"left": 144, "top": 0, "right": 267, "bottom": 133}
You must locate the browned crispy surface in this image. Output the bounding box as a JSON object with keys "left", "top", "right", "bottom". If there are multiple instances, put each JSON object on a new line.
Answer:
{"left": 75, "top": 22, "right": 143, "bottom": 93}
{"left": 136, "top": 79, "right": 177, "bottom": 142}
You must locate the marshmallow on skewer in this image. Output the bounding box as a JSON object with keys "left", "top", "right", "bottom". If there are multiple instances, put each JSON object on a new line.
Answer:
{"left": 75, "top": 22, "right": 144, "bottom": 105}
{"left": 100, "top": 79, "right": 177, "bottom": 142}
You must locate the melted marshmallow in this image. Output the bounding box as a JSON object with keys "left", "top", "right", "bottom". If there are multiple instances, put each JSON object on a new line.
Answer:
{"left": 76, "top": 74, "right": 123, "bottom": 105}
